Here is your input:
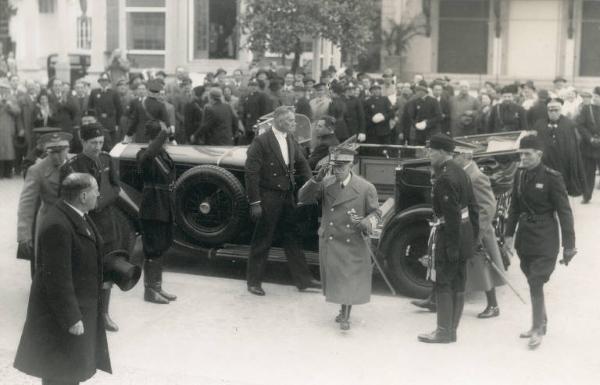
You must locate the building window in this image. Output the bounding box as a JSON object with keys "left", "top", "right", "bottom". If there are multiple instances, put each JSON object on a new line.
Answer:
{"left": 437, "top": 0, "right": 489, "bottom": 74}
{"left": 127, "top": 12, "right": 165, "bottom": 50}
{"left": 38, "top": 0, "right": 56, "bottom": 13}
{"left": 192, "top": 0, "right": 238, "bottom": 59}
{"left": 77, "top": 16, "right": 92, "bottom": 50}
{"left": 580, "top": 1, "right": 600, "bottom": 76}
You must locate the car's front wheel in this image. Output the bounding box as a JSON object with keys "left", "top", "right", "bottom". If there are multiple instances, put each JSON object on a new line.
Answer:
{"left": 174, "top": 165, "right": 248, "bottom": 246}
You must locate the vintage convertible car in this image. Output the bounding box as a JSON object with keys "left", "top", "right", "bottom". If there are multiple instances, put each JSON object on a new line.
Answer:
{"left": 110, "top": 119, "right": 525, "bottom": 298}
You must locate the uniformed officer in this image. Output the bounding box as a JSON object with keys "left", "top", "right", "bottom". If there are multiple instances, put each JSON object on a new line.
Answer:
{"left": 504, "top": 134, "right": 577, "bottom": 349}
{"left": 364, "top": 83, "right": 393, "bottom": 144}
{"left": 136, "top": 119, "right": 177, "bottom": 304}
{"left": 60, "top": 122, "right": 121, "bottom": 332}
{"left": 418, "top": 134, "right": 479, "bottom": 344}
{"left": 17, "top": 131, "right": 71, "bottom": 277}
{"left": 298, "top": 147, "right": 381, "bottom": 331}
{"left": 88, "top": 72, "right": 123, "bottom": 151}
{"left": 487, "top": 85, "right": 528, "bottom": 133}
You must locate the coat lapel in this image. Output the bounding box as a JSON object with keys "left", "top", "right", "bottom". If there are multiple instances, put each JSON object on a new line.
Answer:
{"left": 267, "top": 130, "right": 287, "bottom": 169}
{"left": 56, "top": 201, "right": 96, "bottom": 242}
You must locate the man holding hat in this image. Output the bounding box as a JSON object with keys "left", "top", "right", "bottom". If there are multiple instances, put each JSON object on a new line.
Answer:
{"left": 504, "top": 134, "right": 576, "bottom": 349}
{"left": 533, "top": 98, "right": 586, "bottom": 198}
{"left": 364, "top": 83, "right": 393, "bottom": 144}
{"left": 89, "top": 72, "right": 122, "bottom": 151}
{"left": 17, "top": 131, "right": 72, "bottom": 276}
{"left": 402, "top": 82, "right": 441, "bottom": 145}
{"left": 418, "top": 134, "right": 478, "bottom": 344}
{"left": 487, "top": 85, "right": 528, "bottom": 133}
{"left": 299, "top": 147, "right": 381, "bottom": 331}
{"left": 124, "top": 79, "right": 171, "bottom": 143}
{"left": 59, "top": 123, "right": 121, "bottom": 332}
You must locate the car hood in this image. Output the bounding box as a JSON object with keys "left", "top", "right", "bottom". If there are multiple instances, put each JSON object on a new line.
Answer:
{"left": 110, "top": 143, "right": 249, "bottom": 170}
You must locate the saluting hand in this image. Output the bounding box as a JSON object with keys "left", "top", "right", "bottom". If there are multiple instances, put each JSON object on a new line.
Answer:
{"left": 314, "top": 164, "right": 329, "bottom": 182}
{"left": 69, "top": 320, "right": 84, "bottom": 336}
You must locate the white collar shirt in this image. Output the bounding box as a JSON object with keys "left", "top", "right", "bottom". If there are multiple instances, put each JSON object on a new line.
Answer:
{"left": 341, "top": 172, "right": 352, "bottom": 188}
{"left": 64, "top": 201, "right": 86, "bottom": 218}
{"left": 273, "top": 128, "right": 289, "bottom": 166}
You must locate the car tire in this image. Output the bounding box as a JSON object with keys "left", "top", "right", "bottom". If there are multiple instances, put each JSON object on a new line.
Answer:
{"left": 382, "top": 221, "right": 433, "bottom": 298}
{"left": 174, "top": 165, "right": 248, "bottom": 246}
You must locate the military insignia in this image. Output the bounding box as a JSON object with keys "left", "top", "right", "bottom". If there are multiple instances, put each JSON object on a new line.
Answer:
{"left": 96, "top": 93, "right": 101, "bottom": 98}
{"left": 371, "top": 104, "right": 375, "bottom": 109}
{"left": 536, "top": 183, "right": 544, "bottom": 189}
{"left": 443, "top": 195, "right": 449, "bottom": 201}
{"left": 417, "top": 105, "right": 421, "bottom": 110}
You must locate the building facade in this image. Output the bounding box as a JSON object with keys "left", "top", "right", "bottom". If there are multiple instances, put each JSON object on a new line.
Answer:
{"left": 383, "top": 0, "right": 600, "bottom": 87}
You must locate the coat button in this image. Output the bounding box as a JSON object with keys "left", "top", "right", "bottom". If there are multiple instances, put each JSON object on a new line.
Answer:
{"left": 346, "top": 238, "right": 350, "bottom": 243}
{"left": 277, "top": 184, "right": 281, "bottom": 188}
{"left": 273, "top": 173, "right": 277, "bottom": 176}
{"left": 329, "top": 236, "right": 333, "bottom": 240}
{"left": 346, "top": 224, "right": 350, "bottom": 228}
{"left": 330, "top": 208, "right": 334, "bottom": 212}
{"left": 329, "top": 222, "right": 333, "bottom": 226}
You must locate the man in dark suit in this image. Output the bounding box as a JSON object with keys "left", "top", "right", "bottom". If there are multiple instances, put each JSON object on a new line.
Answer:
{"left": 487, "top": 85, "right": 528, "bottom": 133}
{"left": 293, "top": 85, "right": 312, "bottom": 120}
{"left": 88, "top": 73, "right": 122, "bottom": 151}
{"left": 343, "top": 83, "right": 366, "bottom": 142}
{"left": 48, "top": 78, "right": 81, "bottom": 153}
{"left": 59, "top": 123, "right": 121, "bottom": 331}
{"left": 576, "top": 87, "right": 600, "bottom": 203}
{"left": 191, "top": 87, "right": 237, "bottom": 145}
{"left": 14, "top": 173, "right": 112, "bottom": 385}
{"left": 124, "top": 79, "right": 170, "bottom": 143}
{"left": 136, "top": 120, "right": 177, "bottom": 304}
{"left": 239, "top": 80, "right": 269, "bottom": 145}
{"left": 418, "top": 134, "right": 478, "bottom": 344}
{"left": 432, "top": 83, "right": 452, "bottom": 136}
{"left": 402, "top": 84, "right": 442, "bottom": 145}
{"left": 245, "top": 106, "right": 320, "bottom": 296}
{"left": 504, "top": 135, "right": 576, "bottom": 349}
{"left": 364, "top": 84, "right": 393, "bottom": 144}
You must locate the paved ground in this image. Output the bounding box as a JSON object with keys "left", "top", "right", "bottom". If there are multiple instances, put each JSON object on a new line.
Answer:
{"left": 0, "top": 177, "right": 599, "bottom": 385}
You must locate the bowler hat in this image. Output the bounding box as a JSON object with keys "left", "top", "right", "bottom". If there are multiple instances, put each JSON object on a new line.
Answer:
{"left": 103, "top": 249, "right": 142, "bottom": 291}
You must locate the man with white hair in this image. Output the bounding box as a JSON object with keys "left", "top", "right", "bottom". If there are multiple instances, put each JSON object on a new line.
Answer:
{"left": 449, "top": 80, "right": 480, "bottom": 137}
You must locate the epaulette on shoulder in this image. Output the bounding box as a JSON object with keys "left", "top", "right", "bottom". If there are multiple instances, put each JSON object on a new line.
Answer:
{"left": 544, "top": 166, "right": 561, "bottom": 176}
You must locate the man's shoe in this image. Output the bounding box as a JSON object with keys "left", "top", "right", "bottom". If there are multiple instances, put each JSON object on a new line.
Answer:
{"left": 158, "top": 288, "right": 177, "bottom": 301}
{"left": 298, "top": 279, "right": 321, "bottom": 291}
{"left": 340, "top": 319, "right": 350, "bottom": 330}
{"left": 520, "top": 323, "right": 547, "bottom": 338}
{"left": 411, "top": 298, "right": 436, "bottom": 312}
{"left": 418, "top": 328, "right": 453, "bottom": 343}
{"left": 528, "top": 329, "right": 544, "bottom": 349}
{"left": 103, "top": 313, "right": 119, "bottom": 332}
{"left": 477, "top": 306, "right": 500, "bottom": 319}
{"left": 335, "top": 310, "right": 344, "bottom": 323}
{"left": 247, "top": 286, "right": 265, "bottom": 296}
{"left": 144, "top": 288, "right": 169, "bottom": 304}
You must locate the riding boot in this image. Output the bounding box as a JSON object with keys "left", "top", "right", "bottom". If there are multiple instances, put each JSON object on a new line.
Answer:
{"left": 101, "top": 288, "right": 119, "bottom": 332}
{"left": 451, "top": 291, "right": 465, "bottom": 342}
{"left": 144, "top": 259, "right": 169, "bottom": 304}
{"left": 153, "top": 258, "right": 177, "bottom": 301}
{"left": 528, "top": 293, "right": 546, "bottom": 349}
{"left": 520, "top": 287, "right": 547, "bottom": 338}
{"left": 418, "top": 291, "right": 454, "bottom": 343}
{"left": 410, "top": 291, "right": 437, "bottom": 312}
{"left": 340, "top": 304, "right": 351, "bottom": 330}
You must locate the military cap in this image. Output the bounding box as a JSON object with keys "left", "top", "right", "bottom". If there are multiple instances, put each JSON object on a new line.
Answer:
{"left": 553, "top": 76, "right": 567, "bottom": 84}
{"left": 369, "top": 83, "right": 382, "bottom": 91}
{"left": 303, "top": 77, "right": 316, "bottom": 85}
{"left": 147, "top": 79, "right": 163, "bottom": 93}
{"left": 98, "top": 72, "right": 110, "bottom": 83}
{"left": 313, "top": 82, "right": 327, "bottom": 90}
{"left": 519, "top": 134, "right": 543, "bottom": 152}
{"left": 40, "top": 132, "right": 72, "bottom": 151}
{"left": 429, "top": 133, "right": 455, "bottom": 153}
{"left": 180, "top": 76, "right": 192, "bottom": 85}
{"left": 155, "top": 70, "right": 167, "bottom": 78}
{"left": 329, "top": 147, "right": 356, "bottom": 163}
{"left": 293, "top": 85, "right": 305, "bottom": 92}
{"left": 215, "top": 68, "right": 227, "bottom": 76}
{"left": 33, "top": 126, "right": 62, "bottom": 135}
{"left": 580, "top": 91, "right": 593, "bottom": 98}
{"left": 501, "top": 84, "right": 519, "bottom": 94}
{"left": 80, "top": 123, "right": 104, "bottom": 141}
{"left": 414, "top": 84, "right": 428, "bottom": 93}
{"left": 547, "top": 98, "right": 564, "bottom": 107}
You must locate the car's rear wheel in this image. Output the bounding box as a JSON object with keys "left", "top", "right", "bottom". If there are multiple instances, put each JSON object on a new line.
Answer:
{"left": 174, "top": 165, "right": 248, "bottom": 246}
{"left": 383, "top": 222, "right": 432, "bottom": 298}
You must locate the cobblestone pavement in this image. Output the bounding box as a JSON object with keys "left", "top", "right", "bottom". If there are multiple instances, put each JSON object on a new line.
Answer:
{"left": 1, "top": 177, "right": 599, "bottom": 385}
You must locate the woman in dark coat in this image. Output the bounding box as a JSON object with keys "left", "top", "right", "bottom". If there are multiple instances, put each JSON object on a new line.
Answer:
{"left": 14, "top": 174, "right": 111, "bottom": 384}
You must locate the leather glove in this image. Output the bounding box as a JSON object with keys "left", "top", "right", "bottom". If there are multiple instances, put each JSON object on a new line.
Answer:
{"left": 357, "top": 217, "right": 372, "bottom": 235}
{"left": 415, "top": 121, "right": 427, "bottom": 130}
{"left": 560, "top": 248, "right": 577, "bottom": 266}
{"left": 122, "top": 135, "right": 133, "bottom": 144}
{"left": 372, "top": 113, "right": 385, "bottom": 123}
{"left": 17, "top": 240, "right": 34, "bottom": 261}
{"left": 250, "top": 204, "right": 262, "bottom": 222}
{"left": 357, "top": 133, "right": 366, "bottom": 142}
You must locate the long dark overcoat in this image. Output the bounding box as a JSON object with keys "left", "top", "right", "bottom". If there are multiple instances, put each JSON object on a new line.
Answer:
{"left": 14, "top": 201, "right": 111, "bottom": 382}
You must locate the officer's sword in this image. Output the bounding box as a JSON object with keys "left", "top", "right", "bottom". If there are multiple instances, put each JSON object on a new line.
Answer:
{"left": 483, "top": 253, "right": 527, "bottom": 305}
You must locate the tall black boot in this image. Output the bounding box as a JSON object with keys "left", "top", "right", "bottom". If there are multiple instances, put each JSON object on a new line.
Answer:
{"left": 411, "top": 290, "right": 437, "bottom": 312}
{"left": 418, "top": 291, "right": 454, "bottom": 343}
{"left": 528, "top": 293, "right": 546, "bottom": 349}
{"left": 153, "top": 258, "right": 177, "bottom": 301}
{"left": 451, "top": 291, "right": 465, "bottom": 342}
{"left": 144, "top": 259, "right": 169, "bottom": 304}
{"left": 520, "top": 285, "right": 547, "bottom": 338}
{"left": 101, "top": 288, "right": 119, "bottom": 332}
